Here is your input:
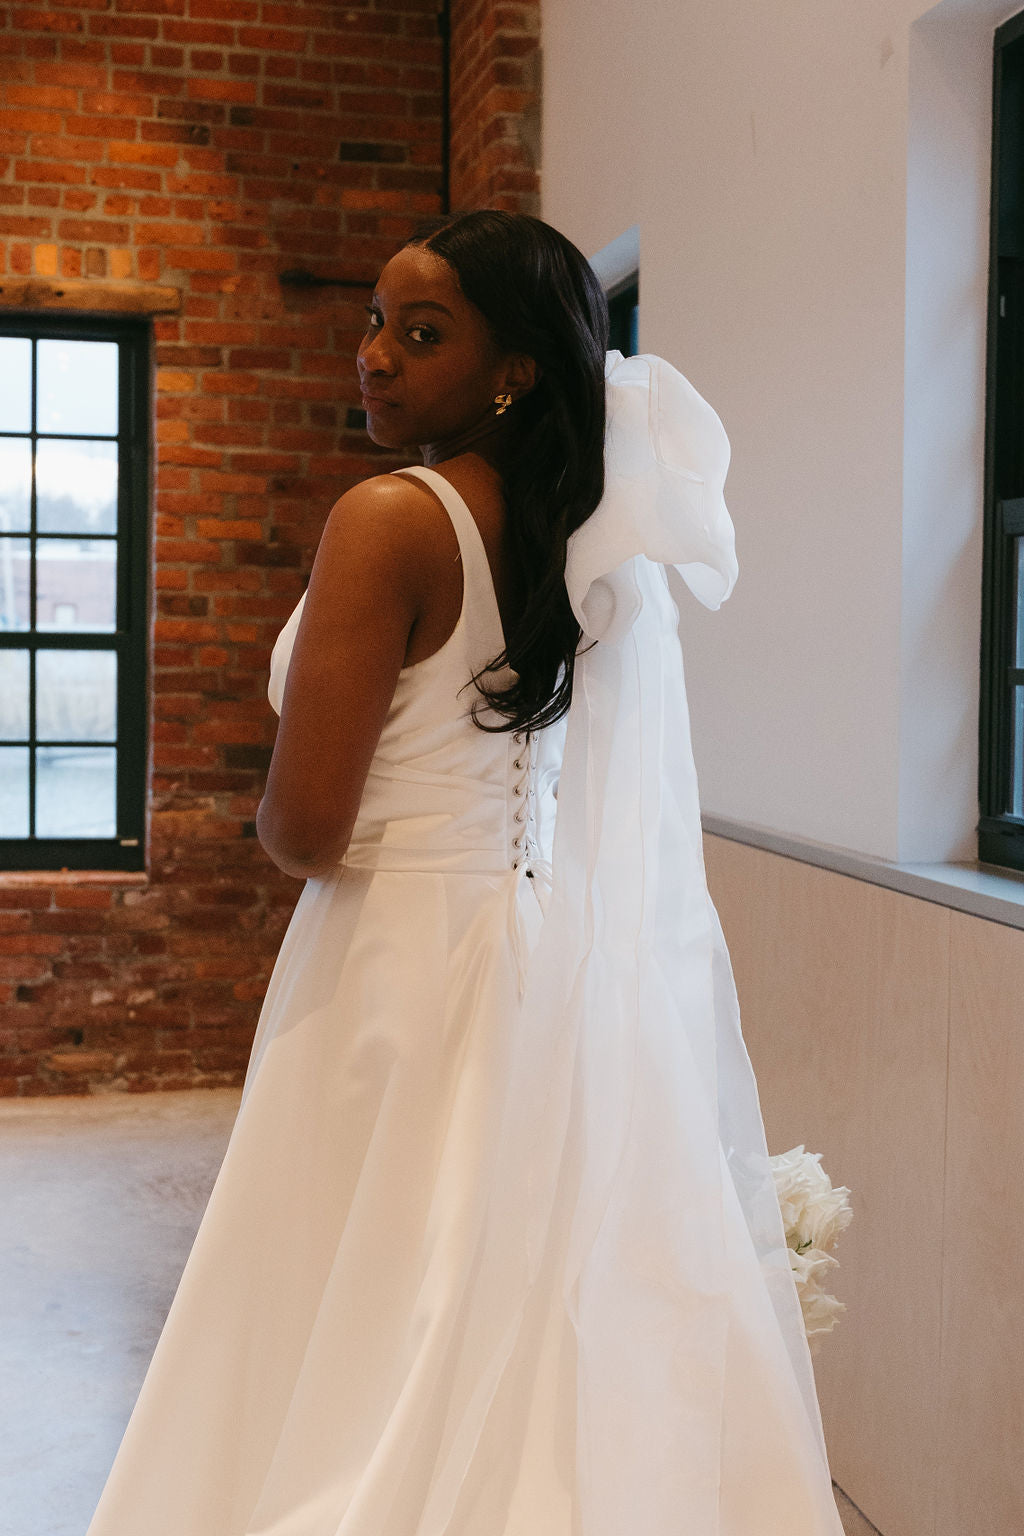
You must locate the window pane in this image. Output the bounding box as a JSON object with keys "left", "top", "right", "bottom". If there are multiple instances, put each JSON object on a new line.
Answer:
{"left": 1016, "top": 538, "right": 1023, "bottom": 670}
{"left": 0, "top": 338, "right": 32, "bottom": 433}
{"left": 37, "top": 340, "right": 118, "bottom": 437}
{"left": 1013, "top": 686, "right": 1024, "bottom": 821}
{"left": 0, "top": 746, "right": 29, "bottom": 836}
{"left": 0, "top": 438, "right": 32, "bottom": 533}
{"left": 35, "top": 538, "right": 116, "bottom": 632}
{"left": 36, "top": 649, "right": 117, "bottom": 742}
{"left": 36, "top": 746, "right": 116, "bottom": 837}
{"left": 36, "top": 439, "right": 118, "bottom": 535}
{"left": 0, "top": 650, "right": 29, "bottom": 740}
{"left": 0, "top": 538, "right": 30, "bottom": 631}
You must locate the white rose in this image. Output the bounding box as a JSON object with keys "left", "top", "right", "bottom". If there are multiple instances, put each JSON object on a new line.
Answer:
{"left": 770, "top": 1146, "right": 853, "bottom": 1347}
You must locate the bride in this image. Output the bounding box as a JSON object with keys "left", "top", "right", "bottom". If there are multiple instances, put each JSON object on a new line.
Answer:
{"left": 86, "top": 209, "right": 844, "bottom": 1536}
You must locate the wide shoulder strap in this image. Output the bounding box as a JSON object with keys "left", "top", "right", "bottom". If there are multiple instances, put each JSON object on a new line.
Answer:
{"left": 392, "top": 465, "right": 510, "bottom": 676}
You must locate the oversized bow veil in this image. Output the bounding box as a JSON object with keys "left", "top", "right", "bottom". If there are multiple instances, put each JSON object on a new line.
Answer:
{"left": 417, "top": 352, "right": 840, "bottom": 1536}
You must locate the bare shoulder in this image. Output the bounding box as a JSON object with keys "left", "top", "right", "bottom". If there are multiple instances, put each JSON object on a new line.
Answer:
{"left": 310, "top": 470, "right": 456, "bottom": 607}
{"left": 325, "top": 471, "right": 455, "bottom": 550}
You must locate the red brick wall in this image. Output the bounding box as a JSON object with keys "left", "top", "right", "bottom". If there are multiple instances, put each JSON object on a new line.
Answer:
{"left": 0, "top": 0, "right": 444, "bottom": 1095}
{"left": 449, "top": 0, "right": 539, "bottom": 213}
{"left": 0, "top": 0, "right": 544, "bottom": 1097}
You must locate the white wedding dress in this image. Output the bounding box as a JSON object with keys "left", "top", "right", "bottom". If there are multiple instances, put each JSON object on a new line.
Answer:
{"left": 85, "top": 355, "right": 845, "bottom": 1536}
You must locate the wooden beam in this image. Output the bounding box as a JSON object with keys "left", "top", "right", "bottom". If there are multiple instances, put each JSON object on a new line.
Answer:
{"left": 0, "top": 277, "right": 181, "bottom": 315}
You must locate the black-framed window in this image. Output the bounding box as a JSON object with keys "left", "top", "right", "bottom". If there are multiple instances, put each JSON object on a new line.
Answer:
{"left": 980, "top": 11, "right": 1024, "bottom": 872}
{"left": 607, "top": 275, "right": 639, "bottom": 357}
{"left": 0, "top": 316, "right": 150, "bottom": 872}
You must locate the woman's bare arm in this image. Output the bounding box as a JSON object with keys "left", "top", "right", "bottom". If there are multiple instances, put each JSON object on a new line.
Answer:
{"left": 255, "top": 476, "right": 430, "bottom": 880}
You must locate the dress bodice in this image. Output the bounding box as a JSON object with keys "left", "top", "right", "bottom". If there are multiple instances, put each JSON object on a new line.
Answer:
{"left": 267, "top": 466, "right": 558, "bottom": 876}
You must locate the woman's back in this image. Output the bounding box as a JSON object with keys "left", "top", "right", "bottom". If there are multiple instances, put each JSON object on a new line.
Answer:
{"left": 268, "top": 465, "right": 548, "bottom": 879}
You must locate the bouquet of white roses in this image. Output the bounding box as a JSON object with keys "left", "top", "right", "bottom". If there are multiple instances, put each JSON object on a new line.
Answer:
{"left": 769, "top": 1145, "right": 853, "bottom": 1353}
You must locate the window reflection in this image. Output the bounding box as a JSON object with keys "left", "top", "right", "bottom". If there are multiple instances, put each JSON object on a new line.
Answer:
{"left": 36, "top": 746, "right": 117, "bottom": 838}
{"left": 0, "top": 746, "right": 29, "bottom": 837}
{"left": 0, "top": 338, "right": 31, "bottom": 433}
{"left": 36, "top": 439, "right": 118, "bottom": 535}
{"left": 37, "top": 340, "right": 118, "bottom": 437}
{"left": 0, "top": 650, "right": 29, "bottom": 739}
{"left": 36, "top": 539, "right": 117, "bottom": 632}
{"left": 0, "top": 538, "right": 30, "bottom": 631}
{"left": 0, "top": 540, "right": 117, "bottom": 632}
{"left": 0, "top": 438, "right": 32, "bottom": 533}
{"left": 36, "top": 649, "right": 117, "bottom": 743}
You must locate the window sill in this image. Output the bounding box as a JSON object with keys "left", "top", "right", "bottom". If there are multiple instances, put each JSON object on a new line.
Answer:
{"left": 702, "top": 814, "right": 1024, "bottom": 934}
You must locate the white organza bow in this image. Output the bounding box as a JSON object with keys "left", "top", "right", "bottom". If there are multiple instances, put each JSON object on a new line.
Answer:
{"left": 565, "top": 349, "right": 737, "bottom": 643}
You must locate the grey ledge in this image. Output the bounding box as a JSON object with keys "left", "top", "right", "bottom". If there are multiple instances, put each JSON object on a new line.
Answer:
{"left": 702, "top": 813, "right": 1024, "bottom": 934}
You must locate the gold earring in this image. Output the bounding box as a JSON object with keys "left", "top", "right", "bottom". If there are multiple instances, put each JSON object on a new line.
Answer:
{"left": 494, "top": 392, "right": 512, "bottom": 416}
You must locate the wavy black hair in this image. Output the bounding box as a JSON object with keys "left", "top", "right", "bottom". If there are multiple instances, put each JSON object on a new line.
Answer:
{"left": 404, "top": 210, "right": 608, "bottom": 734}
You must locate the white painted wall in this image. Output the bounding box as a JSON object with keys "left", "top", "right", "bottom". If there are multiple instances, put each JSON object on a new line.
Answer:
{"left": 542, "top": 0, "right": 1021, "bottom": 860}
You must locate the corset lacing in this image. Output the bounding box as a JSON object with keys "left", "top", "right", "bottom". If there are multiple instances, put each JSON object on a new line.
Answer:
{"left": 508, "top": 727, "right": 552, "bottom": 995}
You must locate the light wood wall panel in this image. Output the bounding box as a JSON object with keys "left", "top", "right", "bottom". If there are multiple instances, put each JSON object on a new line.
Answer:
{"left": 704, "top": 835, "right": 950, "bottom": 1536}
{"left": 938, "top": 912, "right": 1024, "bottom": 1536}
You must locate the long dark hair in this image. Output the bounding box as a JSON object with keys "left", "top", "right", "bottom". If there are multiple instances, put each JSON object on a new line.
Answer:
{"left": 405, "top": 210, "right": 608, "bottom": 734}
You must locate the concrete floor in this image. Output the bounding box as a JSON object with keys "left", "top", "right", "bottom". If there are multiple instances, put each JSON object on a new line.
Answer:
{"left": 0, "top": 1089, "right": 880, "bottom": 1536}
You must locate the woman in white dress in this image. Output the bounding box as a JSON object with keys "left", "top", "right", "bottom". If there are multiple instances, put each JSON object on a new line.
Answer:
{"left": 86, "top": 210, "right": 845, "bottom": 1535}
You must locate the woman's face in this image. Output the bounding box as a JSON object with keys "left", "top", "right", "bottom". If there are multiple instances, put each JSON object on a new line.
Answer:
{"left": 356, "top": 244, "right": 515, "bottom": 453}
